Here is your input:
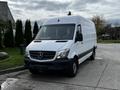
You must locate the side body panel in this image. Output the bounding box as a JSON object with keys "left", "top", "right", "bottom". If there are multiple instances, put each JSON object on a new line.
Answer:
{"left": 68, "top": 18, "right": 97, "bottom": 64}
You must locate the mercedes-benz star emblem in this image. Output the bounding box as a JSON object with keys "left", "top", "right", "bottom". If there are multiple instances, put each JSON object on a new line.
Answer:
{"left": 39, "top": 52, "right": 43, "bottom": 57}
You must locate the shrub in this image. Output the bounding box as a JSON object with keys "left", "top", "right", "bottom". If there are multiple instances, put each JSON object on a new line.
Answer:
{"left": 15, "top": 20, "right": 24, "bottom": 47}
{"left": 24, "top": 20, "right": 32, "bottom": 46}
{"left": 4, "top": 21, "right": 14, "bottom": 47}
{"left": 33, "top": 21, "right": 39, "bottom": 39}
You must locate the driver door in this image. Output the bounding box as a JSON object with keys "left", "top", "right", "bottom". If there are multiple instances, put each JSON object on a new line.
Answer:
{"left": 76, "top": 24, "right": 84, "bottom": 62}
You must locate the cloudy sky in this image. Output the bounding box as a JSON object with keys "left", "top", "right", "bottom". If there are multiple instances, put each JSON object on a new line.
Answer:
{"left": 1, "top": 0, "right": 120, "bottom": 23}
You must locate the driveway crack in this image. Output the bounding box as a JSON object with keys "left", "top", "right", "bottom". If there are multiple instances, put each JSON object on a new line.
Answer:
{"left": 95, "top": 63, "right": 109, "bottom": 90}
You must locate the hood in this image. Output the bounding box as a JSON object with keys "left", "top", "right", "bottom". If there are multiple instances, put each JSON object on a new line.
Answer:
{"left": 26, "top": 40, "right": 73, "bottom": 51}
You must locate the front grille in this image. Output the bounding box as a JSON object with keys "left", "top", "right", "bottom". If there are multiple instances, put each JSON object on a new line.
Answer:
{"left": 29, "top": 51, "right": 56, "bottom": 60}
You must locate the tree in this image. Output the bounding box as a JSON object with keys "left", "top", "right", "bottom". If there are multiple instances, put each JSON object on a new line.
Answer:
{"left": 24, "top": 20, "right": 32, "bottom": 46}
{"left": 0, "top": 20, "right": 8, "bottom": 48}
{"left": 33, "top": 21, "right": 39, "bottom": 39}
{"left": 4, "top": 21, "right": 14, "bottom": 47}
{"left": 15, "top": 20, "right": 24, "bottom": 47}
{"left": 92, "top": 15, "right": 106, "bottom": 38}
{"left": 0, "top": 30, "right": 2, "bottom": 48}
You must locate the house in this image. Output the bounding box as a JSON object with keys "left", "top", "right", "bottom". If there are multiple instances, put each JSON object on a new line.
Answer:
{"left": 0, "top": 1, "right": 15, "bottom": 47}
{"left": 0, "top": 1, "right": 15, "bottom": 24}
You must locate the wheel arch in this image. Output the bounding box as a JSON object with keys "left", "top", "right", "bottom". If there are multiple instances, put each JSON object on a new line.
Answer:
{"left": 73, "top": 55, "right": 79, "bottom": 67}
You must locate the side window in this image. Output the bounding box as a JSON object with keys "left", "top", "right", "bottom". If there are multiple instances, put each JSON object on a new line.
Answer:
{"left": 75, "top": 24, "right": 83, "bottom": 42}
{"left": 77, "top": 24, "right": 82, "bottom": 33}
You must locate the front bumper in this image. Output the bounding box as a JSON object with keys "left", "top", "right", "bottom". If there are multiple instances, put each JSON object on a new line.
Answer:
{"left": 24, "top": 57, "right": 74, "bottom": 71}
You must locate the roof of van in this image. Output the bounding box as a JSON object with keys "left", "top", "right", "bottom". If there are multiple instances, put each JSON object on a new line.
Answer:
{"left": 43, "top": 15, "right": 93, "bottom": 25}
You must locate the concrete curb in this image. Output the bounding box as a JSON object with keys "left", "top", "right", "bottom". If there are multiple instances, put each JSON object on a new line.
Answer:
{"left": 0, "top": 66, "right": 26, "bottom": 75}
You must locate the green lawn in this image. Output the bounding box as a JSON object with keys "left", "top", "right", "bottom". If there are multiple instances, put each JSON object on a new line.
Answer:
{"left": 98, "top": 40, "right": 120, "bottom": 43}
{"left": 0, "top": 48, "right": 24, "bottom": 70}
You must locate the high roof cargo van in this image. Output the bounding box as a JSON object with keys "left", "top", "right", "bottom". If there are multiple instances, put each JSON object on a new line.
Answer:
{"left": 24, "top": 16, "right": 97, "bottom": 77}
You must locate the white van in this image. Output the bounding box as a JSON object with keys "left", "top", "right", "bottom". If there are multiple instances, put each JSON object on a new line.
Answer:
{"left": 24, "top": 16, "right": 97, "bottom": 77}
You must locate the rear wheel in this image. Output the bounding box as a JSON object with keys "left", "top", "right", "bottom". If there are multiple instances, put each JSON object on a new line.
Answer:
{"left": 90, "top": 48, "right": 96, "bottom": 60}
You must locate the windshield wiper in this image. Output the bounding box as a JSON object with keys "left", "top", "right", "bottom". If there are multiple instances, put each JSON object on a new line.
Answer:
{"left": 56, "top": 40, "right": 68, "bottom": 42}
{"left": 34, "top": 40, "right": 42, "bottom": 42}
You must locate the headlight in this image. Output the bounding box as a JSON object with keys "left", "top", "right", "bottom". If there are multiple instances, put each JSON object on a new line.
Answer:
{"left": 56, "top": 49, "right": 70, "bottom": 59}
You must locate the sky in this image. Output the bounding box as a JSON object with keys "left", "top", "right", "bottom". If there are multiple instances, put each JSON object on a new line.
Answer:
{"left": 1, "top": 0, "right": 120, "bottom": 24}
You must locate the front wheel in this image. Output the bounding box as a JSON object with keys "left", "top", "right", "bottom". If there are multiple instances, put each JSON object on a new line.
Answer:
{"left": 67, "top": 62, "right": 78, "bottom": 77}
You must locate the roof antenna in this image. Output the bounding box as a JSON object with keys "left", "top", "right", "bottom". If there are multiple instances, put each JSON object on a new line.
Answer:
{"left": 68, "top": 11, "right": 72, "bottom": 16}
{"left": 58, "top": 19, "right": 60, "bottom": 22}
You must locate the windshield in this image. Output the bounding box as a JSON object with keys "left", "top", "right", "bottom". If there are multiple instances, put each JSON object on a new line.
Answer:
{"left": 35, "top": 24, "right": 75, "bottom": 40}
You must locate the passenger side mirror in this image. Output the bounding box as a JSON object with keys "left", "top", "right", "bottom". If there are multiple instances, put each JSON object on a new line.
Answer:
{"left": 75, "top": 33, "right": 83, "bottom": 42}
{"left": 79, "top": 33, "right": 83, "bottom": 41}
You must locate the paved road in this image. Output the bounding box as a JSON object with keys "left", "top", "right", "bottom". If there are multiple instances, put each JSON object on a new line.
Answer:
{"left": 0, "top": 44, "right": 120, "bottom": 90}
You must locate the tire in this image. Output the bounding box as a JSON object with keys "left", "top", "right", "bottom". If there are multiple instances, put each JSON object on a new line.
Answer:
{"left": 29, "top": 68, "right": 39, "bottom": 74}
{"left": 90, "top": 48, "right": 96, "bottom": 61}
{"left": 67, "top": 61, "right": 78, "bottom": 77}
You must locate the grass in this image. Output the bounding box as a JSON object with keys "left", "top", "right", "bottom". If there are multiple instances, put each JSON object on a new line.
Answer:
{"left": 0, "top": 48, "right": 24, "bottom": 70}
{"left": 98, "top": 40, "right": 120, "bottom": 43}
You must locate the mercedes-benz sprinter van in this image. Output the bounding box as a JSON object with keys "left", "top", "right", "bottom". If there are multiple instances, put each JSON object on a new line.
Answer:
{"left": 24, "top": 16, "right": 97, "bottom": 77}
